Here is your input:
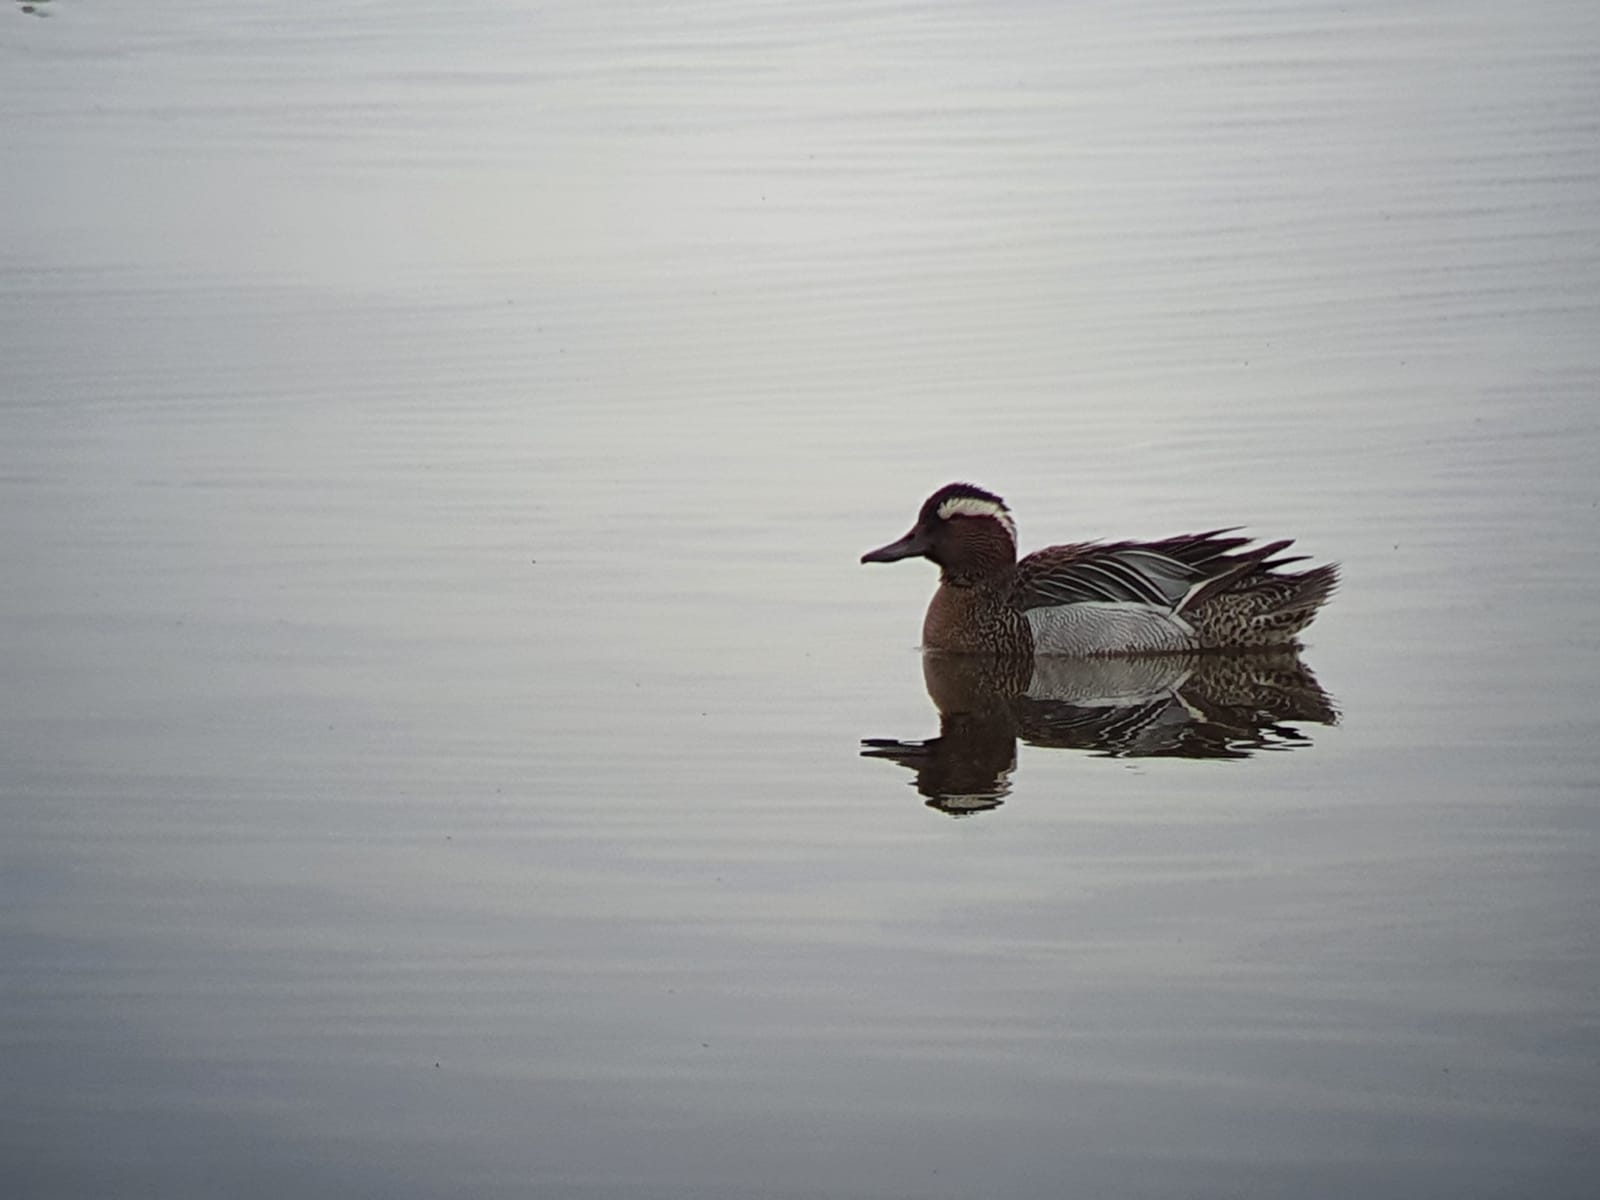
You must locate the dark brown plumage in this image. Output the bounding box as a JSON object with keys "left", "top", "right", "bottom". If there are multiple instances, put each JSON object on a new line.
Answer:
{"left": 862, "top": 483, "right": 1338, "bottom": 656}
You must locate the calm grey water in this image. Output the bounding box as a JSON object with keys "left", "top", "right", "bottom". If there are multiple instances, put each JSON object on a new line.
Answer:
{"left": 4, "top": 2, "right": 1598, "bottom": 1197}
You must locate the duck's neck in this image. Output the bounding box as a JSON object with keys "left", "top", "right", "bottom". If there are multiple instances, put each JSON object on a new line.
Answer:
{"left": 939, "top": 563, "right": 1012, "bottom": 588}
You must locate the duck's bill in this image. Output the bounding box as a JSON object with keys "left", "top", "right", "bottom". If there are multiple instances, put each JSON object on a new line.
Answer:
{"left": 861, "top": 530, "right": 928, "bottom": 563}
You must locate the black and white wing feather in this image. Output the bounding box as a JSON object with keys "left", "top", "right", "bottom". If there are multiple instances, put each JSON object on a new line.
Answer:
{"left": 1013, "top": 530, "right": 1302, "bottom": 614}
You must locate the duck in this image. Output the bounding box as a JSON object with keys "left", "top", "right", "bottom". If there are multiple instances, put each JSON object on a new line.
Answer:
{"left": 861, "top": 482, "right": 1338, "bottom": 656}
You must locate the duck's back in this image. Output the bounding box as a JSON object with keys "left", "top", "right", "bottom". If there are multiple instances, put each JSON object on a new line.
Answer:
{"left": 1009, "top": 533, "right": 1337, "bottom": 656}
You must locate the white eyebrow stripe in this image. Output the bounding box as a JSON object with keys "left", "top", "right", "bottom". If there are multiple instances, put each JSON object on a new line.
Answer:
{"left": 936, "top": 496, "right": 1016, "bottom": 542}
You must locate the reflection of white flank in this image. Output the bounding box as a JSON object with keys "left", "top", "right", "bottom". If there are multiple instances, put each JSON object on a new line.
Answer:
{"left": 936, "top": 496, "right": 1017, "bottom": 543}
{"left": 1025, "top": 651, "right": 1197, "bottom": 703}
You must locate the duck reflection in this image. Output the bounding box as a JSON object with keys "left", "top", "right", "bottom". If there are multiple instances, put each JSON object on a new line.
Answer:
{"left": 863, "top": 651, "right": 1337, "bottom": 814}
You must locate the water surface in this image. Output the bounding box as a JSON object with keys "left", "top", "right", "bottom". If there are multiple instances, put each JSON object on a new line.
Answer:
{"left": 3, "top": 3, "right": 1598, "bottom": 1198}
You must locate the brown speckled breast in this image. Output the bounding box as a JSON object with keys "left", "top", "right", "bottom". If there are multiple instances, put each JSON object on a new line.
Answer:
{"left": 923, "top": 582, "right": 1034, "bottom": 655}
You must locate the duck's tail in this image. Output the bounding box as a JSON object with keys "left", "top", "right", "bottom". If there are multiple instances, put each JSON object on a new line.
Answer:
{"left": 1192, "top": 560, "right": 1340, "bottom": 648}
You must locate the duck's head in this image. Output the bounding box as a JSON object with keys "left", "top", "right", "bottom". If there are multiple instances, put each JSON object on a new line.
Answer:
{"left": 861, "top": 483, "right": 1018, "bottom": 578}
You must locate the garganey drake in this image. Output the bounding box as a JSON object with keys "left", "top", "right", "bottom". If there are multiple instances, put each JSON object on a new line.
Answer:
{"left": 862, "top": 483, "right": 1338, "bottom": 656}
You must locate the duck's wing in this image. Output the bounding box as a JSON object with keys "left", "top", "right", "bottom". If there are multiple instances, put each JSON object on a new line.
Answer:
{"left": 1013, "top": 530, "right": 1299, "bottom": 613}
